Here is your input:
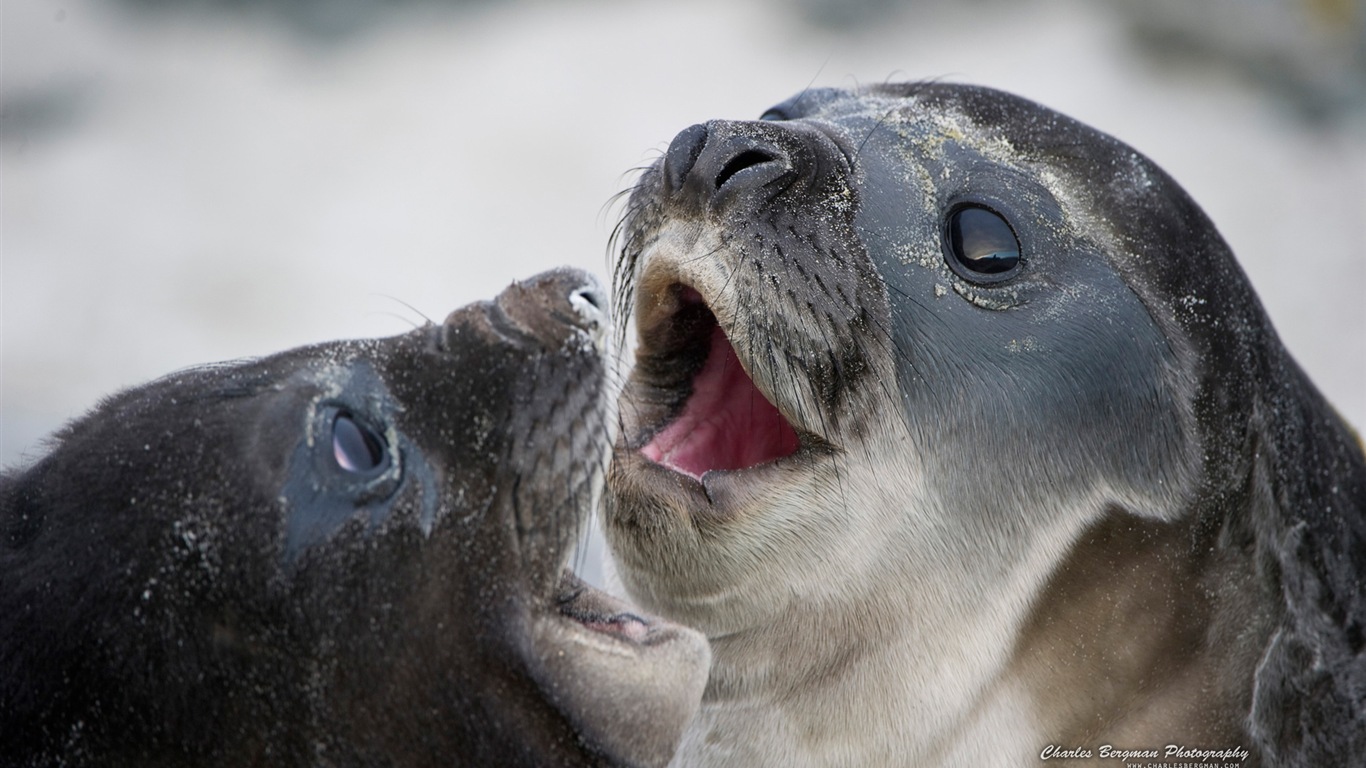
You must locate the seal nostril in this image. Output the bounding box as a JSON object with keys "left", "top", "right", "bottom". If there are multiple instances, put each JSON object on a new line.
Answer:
{"left": 664, "top": 123, "right": 709, "bottom": 195}
{"left": 714, "top": 149, "right": 778, "bottom": 191}
{"left": 571, "top": 285, "right": 605, "bottom": 313}
{"left": 569, "top": 284, "right": 608, "bottom": 339}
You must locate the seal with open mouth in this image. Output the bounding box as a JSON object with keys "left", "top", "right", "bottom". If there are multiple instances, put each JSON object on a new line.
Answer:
{"left": 0, "top": 268, "right": 709, "bottom": 767}
{"left": 604, "top": 84, "right": 1366, "bottom": 766}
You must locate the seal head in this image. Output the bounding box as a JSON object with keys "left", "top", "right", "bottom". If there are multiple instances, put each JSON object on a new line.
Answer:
{"left": 606, "top": 84, "right": 1366, "bottom": 765}
{"left": 1, "top": 268, "right": 710, "bottom": 767}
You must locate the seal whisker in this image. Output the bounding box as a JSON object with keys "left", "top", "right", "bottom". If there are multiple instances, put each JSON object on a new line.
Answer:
{"left": 853, "top": 106, "right": 896, "bottom": 164}
{"left": 785, "top": 60, "right": 831, "bottom": 116}
{"left": 367, "top": 310, "right": 428, "bottom": 331}
{"left": 882, "top": 279, "right": 954, "bottom": 331}
{"left": 802, "top": 316, "right": 854, "bottom": 515}
{"left": 851, "top": 297, "right": 924, "bottom": 387}
{"left": 601, "top": 163, "right": 659, "bottom": 223}
{"left": 369, "top": 293, "right": 436, "bottom": 327}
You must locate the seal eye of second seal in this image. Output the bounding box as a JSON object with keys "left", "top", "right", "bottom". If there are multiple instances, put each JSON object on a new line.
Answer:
{"left": 331, "top": 409, "right": 387, "bottom": 474}
{"left": 943, "top": 202, "right": 1023, "bottom": 283}
{"left": 312, "top": 403, "right": 400, "bottom": 498}
{"left": 282, "top": 396, "right": 408, "bottom": 560}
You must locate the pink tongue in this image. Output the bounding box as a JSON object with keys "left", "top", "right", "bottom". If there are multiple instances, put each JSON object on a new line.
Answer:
{"left": 641, "top": 326, "right": 800, "bottom": 480}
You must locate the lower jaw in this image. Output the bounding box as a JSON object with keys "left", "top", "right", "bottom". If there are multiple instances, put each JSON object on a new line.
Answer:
{"left": 600, "top": 516, "right": 790, "bottom": 640}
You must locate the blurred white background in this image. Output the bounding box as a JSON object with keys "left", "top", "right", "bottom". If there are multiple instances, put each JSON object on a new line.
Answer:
{"left": 4, "top": 0, "right": 1364, "bottom": 471}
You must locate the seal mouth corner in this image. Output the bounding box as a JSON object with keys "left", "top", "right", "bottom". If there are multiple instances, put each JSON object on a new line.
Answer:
{"left": 626, "top": 281, "right": 801, "bottom": 483}
{"left": 552, "top": 571, "right": 659, "bottom": 645}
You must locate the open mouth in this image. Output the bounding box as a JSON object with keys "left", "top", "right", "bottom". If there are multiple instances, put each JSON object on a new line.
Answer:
{"left": 554, "top": 571, "right": 657, "bottom": 644}
{"left": 632, "top": 285, "right": 801, "bottom": 481}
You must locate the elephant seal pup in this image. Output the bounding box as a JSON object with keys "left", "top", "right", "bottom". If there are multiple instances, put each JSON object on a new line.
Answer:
{"left": 604, "top": 84, "right": 1365, "bottom": 766}
{"left": 0, "top": 268, "right": 709, "bottom": 767}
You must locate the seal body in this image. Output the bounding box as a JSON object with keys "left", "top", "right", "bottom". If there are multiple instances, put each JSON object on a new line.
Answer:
{"left": 0, "top": 268, "right": 710, "bottom": 767}
{"left": 605, "top": 84, "right": 1366, "bottom": 766}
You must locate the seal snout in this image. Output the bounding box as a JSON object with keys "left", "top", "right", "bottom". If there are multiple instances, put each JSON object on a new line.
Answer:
{"left": 662, "top": 120, "right": 803, "bottom": 211}
{"left": 448, "top": 268, "right": 609, "bottom": 351}
{"left": 566, "top": 278, "right": 609, "bottom": 340}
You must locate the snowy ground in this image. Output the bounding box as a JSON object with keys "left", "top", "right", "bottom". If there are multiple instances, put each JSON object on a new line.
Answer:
{"left": 5, "top": 0, "right": 1364, "bottom": 582}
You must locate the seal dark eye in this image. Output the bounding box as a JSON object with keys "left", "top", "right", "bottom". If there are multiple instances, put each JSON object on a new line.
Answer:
{"left": 332, "top": 411, "right": 385, "bottom": 473}
{"left": 946, "top": 205, "right": 1021, "bottom": 279}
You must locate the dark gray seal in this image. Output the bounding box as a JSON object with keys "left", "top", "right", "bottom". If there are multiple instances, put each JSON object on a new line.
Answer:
{"left": 0, "top": 268, "right": 709, "bottom": 767}
{"left": 604, "top": 83, "right": 1365, "bottom": 766}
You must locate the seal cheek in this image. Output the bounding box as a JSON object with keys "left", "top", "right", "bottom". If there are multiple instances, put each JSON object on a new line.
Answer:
{"left": 641, "top": 325, "right": 799, "bottom": 480}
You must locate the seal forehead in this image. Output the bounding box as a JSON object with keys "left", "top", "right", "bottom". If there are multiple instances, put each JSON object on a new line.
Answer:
{"left": 790, "top": 84, "right": 1169, "bottom": 253}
